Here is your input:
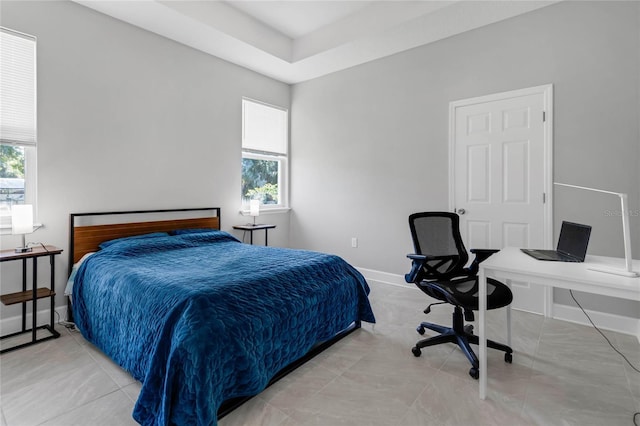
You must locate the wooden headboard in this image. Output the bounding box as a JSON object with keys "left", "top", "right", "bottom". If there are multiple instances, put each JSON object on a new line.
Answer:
{"left": 69, "top": 208, "right": 220, "bottom": 268}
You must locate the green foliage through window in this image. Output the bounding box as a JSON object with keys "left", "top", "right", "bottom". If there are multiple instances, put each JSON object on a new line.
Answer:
{"left": 0, "top": 145, "right": 25, "bottom": 178}
{"left": 242, "top": 158, "right": 279, "bottom": 204}
{"left": 0, "top": 144, "right": 26, "bottom": 204}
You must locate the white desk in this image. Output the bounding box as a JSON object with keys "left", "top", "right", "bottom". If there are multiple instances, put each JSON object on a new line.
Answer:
{"left": 478, "top": 247, "right": 640, "bottom": 399}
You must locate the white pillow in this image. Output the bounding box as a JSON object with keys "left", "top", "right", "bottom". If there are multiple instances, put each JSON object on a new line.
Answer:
{"left": 64, "top": 252, "right": 95, "bottom": 297}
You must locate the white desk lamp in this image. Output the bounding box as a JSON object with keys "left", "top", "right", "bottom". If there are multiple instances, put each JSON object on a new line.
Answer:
{"left": 249, "top": 199, "right": 260, "bottom": 225}
{"left": 554, "top": 182, "right": 638, "bottom": 277}
{"left": 11, "top": 204, "right": 34, "bottom": 253}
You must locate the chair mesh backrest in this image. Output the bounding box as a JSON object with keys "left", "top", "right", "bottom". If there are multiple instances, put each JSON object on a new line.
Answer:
{"left": 409, "top": 212, "right": 469, "bottom": 278}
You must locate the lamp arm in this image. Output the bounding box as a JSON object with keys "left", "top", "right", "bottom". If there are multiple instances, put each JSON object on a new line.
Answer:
{"left": 554, "top": 182, "right": 637, "bottom": 276}
{"left": 620, "top": 193, "right": 633, "bottom": 273}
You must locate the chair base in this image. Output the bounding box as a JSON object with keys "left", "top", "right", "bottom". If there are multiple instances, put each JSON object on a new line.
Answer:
{"left": 411, "top": 306, "right": 512, "bottom": 379}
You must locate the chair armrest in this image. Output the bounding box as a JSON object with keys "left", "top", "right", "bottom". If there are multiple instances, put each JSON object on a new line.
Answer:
{"left": 407, "top": 254, "right": 427, "bottom": 261}
{"left": 467, "top": 249, "right": 500, "bottom": 274}
{"left": 470, "top": 248, "right": 500, "bottom": 261}
{"left": 405, "top": 254, "right": 427, "bottom": 283}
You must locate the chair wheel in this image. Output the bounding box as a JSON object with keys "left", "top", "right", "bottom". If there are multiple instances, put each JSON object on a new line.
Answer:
{"left": 464, "top": 324, "right": 474, "bottom": 335}
{"left": 469, "top": 368, "right": 479, "bottom": 380}
{"left": 416, "top": 325, "right": 425, "bottom": 335}
{"left": 505, "top": 352, "right": 513, "bottom": 363}
{"left": 411, "top": 346, "right": 422, "bottom": 357}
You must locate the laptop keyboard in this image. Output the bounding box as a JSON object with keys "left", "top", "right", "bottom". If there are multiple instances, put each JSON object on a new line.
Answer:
{"left": 524, "top": 249, "right": 580, "bottom": 262}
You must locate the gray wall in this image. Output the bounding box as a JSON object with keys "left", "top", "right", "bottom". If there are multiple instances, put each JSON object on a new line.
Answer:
{"left": 0, "top": 0, "right": 291, "bottom": 321}
{"left": 290, "top": 1, "right": 640, "bottom": 317}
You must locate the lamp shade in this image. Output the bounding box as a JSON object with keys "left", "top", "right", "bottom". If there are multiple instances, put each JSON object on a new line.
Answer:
{"left": 11, "top": 204, "right": 33, "bottom": 234}
{"left": 250, "top": 199, "right": 260, "bottom": 217}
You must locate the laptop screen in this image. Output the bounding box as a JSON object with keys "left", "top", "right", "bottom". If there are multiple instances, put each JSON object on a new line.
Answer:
{"left": 557, "top": 221, "right": 592, "bottom": 261}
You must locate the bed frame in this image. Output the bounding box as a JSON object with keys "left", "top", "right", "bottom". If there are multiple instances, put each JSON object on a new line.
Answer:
{"left": 67, "top": 207, "right": 359, "bottom": 419}
{"left": 69, "top": 207, "right": 221, "bottom": 267}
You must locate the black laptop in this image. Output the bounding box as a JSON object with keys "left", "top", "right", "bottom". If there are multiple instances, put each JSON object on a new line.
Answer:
{"left": 521, "top": 221, "right": 592, "bottom": 262}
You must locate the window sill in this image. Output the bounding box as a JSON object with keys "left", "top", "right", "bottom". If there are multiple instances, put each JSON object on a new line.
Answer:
{"left": 239, "top": 207, "right": 291, "bottom": 216}
{"left": 0, "top": 223, "right": 44, "bottom": 235}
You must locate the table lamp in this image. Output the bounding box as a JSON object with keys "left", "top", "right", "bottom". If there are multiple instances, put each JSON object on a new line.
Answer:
{"left": 554, "top": 183, "right": 638, "bottom": 277}
{"left": 11, "top": 204, "right": 34, "bottom": 253}
{"left": 250, "top": 199, "right": 260, "bottom": 225}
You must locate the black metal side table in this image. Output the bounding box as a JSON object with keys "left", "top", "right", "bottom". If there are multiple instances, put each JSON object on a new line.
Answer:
{"left": 0, "top": 245, "right": 63, "bottom": 353}
{"left": 232, "top": 224, "right": 276, "bottom": 246}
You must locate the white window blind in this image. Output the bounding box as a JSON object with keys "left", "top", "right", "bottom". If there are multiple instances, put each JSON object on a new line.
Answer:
{"left": 0, "top": 28, "right": 37, "bottom": 146}
{"left": 242, "top": 99, "right": 287, "bottom": 155}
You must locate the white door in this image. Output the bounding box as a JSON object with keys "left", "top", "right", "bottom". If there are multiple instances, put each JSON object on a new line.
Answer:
{"left": 450, "top": 85, "right": 553, "bottom": 315}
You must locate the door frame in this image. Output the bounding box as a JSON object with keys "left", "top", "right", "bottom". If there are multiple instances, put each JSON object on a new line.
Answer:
{"left": 448, "top": 84, "right": 554, "bottom": 314}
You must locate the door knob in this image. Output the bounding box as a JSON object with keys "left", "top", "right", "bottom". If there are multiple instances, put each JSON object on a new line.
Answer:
{"left": 457, "top": 208, "right": 466, "bottom": 215}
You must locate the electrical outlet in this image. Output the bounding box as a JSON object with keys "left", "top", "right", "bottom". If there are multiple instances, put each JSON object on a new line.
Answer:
{"left": 351, "top": 237, "right": 358, "bottom": 248}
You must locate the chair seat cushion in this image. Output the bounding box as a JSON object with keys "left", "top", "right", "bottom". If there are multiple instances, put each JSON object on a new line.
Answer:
{"left": 417, "top": 276, "right": 512, "bottom": 311}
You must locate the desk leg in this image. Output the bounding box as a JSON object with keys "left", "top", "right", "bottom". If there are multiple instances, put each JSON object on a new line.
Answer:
{"left": 507, "top": 305, "right": 512, "bottom": 347}
{"left": 50, "top": 255, "right": 56, "bottom": 332}
{"left": 479, "top": 267, "right": 487, "bottom": 400}
{"left": 264, "top": 229, "right": 269, "bottom": 246}
{"left": 21, "top": 258, "right": 27, "bottom": 332}
{"left": 544, "top": 286, "right": 554, "bottom": 318}
{"left": 506, "top": 279, "right": 512, "bottom": 348}
{"left": 32, "top": 257, "right": 38, "bottom": 343}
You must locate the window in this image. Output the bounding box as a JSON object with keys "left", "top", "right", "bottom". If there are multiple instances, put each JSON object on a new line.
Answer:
{"left": 0, "top": 27, "right": 37, "bottom": 227}
{"left": 241, "top": 98, "right": 288, "bottom": 210}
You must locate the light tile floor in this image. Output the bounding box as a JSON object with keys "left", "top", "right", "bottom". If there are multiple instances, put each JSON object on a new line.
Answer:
{"left": 1, "top": 281, "right": 639, "bottom": 425}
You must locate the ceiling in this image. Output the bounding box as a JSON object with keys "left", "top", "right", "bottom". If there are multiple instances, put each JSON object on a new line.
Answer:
{"left": 74, "top": 1, "right": 557, "bottom": 84}
{"left": 227, "top": 1, "right": 376, "bottom": 39}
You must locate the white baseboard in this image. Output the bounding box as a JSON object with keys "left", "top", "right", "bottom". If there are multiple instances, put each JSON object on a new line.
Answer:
{"left": 356, "top": 267, "right": 410, "bottom": 288}
{"left": 356, "top": 266, "right": 640, "bottom": 343}
{"left": 551, "top": 303, "right": 640, "bottom": 343}
{"left": 0, "top": 304, "right": 69, "bottom": 336}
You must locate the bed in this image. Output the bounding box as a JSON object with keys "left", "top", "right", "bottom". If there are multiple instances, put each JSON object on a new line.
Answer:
{"left": 67, "top": 208, "right": 375, "bottom": 425}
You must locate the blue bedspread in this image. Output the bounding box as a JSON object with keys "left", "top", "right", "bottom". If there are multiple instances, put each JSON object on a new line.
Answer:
{"left": 72, "top": 231, "right": 375, "bottom": 425}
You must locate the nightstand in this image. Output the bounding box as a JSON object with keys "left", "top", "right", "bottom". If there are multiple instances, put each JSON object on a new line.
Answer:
{"left": 232, "top": 224, "right": 276, "bottom": 246}
{"left": 0, "top": 245, "right": 63, "bottom": 353}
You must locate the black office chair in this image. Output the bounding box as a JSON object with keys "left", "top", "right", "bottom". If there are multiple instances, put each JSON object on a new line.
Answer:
{"left": 405, "top": 212, "right": 513, "bottom": 379}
